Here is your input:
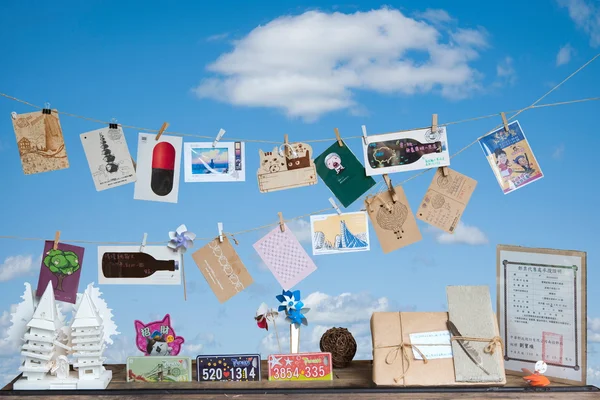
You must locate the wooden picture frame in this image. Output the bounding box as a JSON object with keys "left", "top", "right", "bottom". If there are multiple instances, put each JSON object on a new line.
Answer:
{"left": 497, "top": 245, "right": 587, "bottom": 385}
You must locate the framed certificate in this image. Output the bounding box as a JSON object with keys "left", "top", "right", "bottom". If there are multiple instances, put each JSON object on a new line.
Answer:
{"left": 497, "top": 245, "right": 587, "bottom": 385}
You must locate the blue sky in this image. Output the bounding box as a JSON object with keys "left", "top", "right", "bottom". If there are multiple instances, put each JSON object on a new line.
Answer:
{"left": 1, "top": 0, "right": 600, "bottom": 387}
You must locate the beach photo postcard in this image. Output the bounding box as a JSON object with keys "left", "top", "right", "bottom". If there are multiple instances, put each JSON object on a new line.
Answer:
{"left": 184, "top": 142, "right": 246, "bottom": 183}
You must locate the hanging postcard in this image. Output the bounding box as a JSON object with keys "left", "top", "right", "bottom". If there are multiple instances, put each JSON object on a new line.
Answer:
{"left": 133, "top": 133, "right": 182, "bottom": 203}
{"left": 98, "top": 246, "right": 182, "bottom": 285}
{"left": 416, "top": 168, "right": 477, "bottom": 233}
{"left": 257, "top": 142, "right": 317, "bottom": 193}
{"left": 184, "top": 142, "right": 245, "bottom": 182}
{"left": 310, "top": 211, "right": 370, "bottom": 256}
{"left": 253, "top": 224, "right": 317, "bottom": 290}
{"left": 315, "top": 140, "right": 376, "bottom": 208}
{"left": 479, "top": 121, "right": 543, "bottom": 194}
{"left": 80, "top": 126, "right": 136, "bottom": 191}
{"left": 363, "top": 127, "right": 449, "bottom": 176}
{"left": 497, "top": 245, "right": 587, "bottom": 385}
{"left": 36, "top": 240, "right": 84, "bottom": 304}
{"left": 192, "top": 236, "right": 254, "bottom": 303}
{"left": 11, "top": 110, "right": 69, "bottom": 175}
{"left": 365, "top": 186, "right": 421, "bottom": 254}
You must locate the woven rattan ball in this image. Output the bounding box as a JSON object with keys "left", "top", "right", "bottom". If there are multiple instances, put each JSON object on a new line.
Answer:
{"left": 319, "top": 327, "right": 357, "bottom": 368}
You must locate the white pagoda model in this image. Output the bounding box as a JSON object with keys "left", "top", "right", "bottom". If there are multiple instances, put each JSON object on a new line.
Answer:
{"left": 12, "top": 282, "right": 118, "bottom": 390}
{"left": 19, "top": 282, "right": 58, "bottom": 381}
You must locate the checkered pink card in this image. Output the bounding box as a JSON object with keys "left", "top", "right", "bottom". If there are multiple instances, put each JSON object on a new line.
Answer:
{"left": 253, "top": 224, "right": 317, "bottom": 290}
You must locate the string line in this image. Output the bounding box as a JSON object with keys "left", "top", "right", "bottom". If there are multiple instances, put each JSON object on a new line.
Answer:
{"left": 1, "top": 94, "right": 599, "bottom": 144}
{"left": 0, "top": 52, "right": 598, "bottom": 245}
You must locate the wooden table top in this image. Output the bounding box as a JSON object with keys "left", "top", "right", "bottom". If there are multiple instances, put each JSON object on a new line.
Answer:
{"left": 1, "top": 361, "right": 598, "bottom": 399}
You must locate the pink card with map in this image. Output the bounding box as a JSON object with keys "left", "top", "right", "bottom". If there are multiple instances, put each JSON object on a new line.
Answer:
{"left": 253, "top": 224, "right": 317, "bottom": 290}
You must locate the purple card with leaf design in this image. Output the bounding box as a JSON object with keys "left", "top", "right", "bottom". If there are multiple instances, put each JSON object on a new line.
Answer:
{"left": 36, "top": 240, "right": 84, "bottom": 304}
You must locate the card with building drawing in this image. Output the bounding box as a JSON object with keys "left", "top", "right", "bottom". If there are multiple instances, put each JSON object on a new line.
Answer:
{"left": 80, "top": 126, "right": 136, "bottom": 191}
{"left": 11, "top": 109, "right": 70, "bottom": 175}
{"left": 310, "top": 211, "right": 370, "bottom": 256}
{"left": 184, "top": 142, "right": 246, "bottom": 182}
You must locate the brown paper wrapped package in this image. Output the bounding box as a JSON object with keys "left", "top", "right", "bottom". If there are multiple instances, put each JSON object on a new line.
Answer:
{"left": 371, "top": 312, "right": 506, "bottom": 386}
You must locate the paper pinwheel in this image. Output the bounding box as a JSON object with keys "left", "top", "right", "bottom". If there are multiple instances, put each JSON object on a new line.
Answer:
{"left": 168, "top": 224, "right": 196, "bottom": 253}
{"left": 276, "top": 290, "right": 310, "bottom": 327}
{"left": 255, "top": 302, "right": 279, "bottom": 331}
{"left": 167, "top": 224, "right": 196, "bottom": 300}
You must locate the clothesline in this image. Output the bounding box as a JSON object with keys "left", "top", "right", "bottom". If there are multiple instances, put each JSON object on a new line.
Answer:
{"left": 0, "top": 52, "right": 598, "bottom": 247}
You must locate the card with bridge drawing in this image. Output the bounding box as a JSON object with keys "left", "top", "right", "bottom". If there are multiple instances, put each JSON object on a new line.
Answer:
{"left": 192, "top": 236, "right": 253, "bottom": 303}
{"left": 80, "top": 126, "right": 136, "bottom": 191}
{"left": 184, "top": 142, "right": 246, "bottom": 182}
{"left": 364, "top": 186, "right": 421, "bottom": 254}
{"left": 257, "top": 142, "right": 317, "bottom": 193}
{"left": 310, "top": 211, "right": 370, "bottom": 256}
{"left": 416, "top": 168, "right": 477, "bottom": 233}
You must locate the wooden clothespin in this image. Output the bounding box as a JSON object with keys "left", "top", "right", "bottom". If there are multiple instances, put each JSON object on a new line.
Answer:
{"left": 212, "top": 129, "right": 226, "bottom": 148}
{"left": 382, "top": 174, "right": 398, "bottom": 203}
{"left": 500, "top": 112, "right": 509, "bottom": 132}
{"left": 278, "top": 212, "right": 285, "bottom": 232}
{"left": 361, "top": 125, "right": 368, "bottom": 145}
{"left": 53, "top": 231, "right": 61, "bottom": 250}
{"left": 329, "top": 197, "right": 342, "bottom": 215}
{"left": 334, "top": 128, "right": 344, "bottom": 147}
{"left": 431, "top": 113, "right": 438, "bottom": 135}
{"left": 218, "top": 222, "right": 224, "bottom": 243}
{"left": 283, "top": 134, "right": 289, "bottom": 157}
{"left": 140, "top": 233, "right": 148, "bottom": 252}
{"left": 155, "top": 122, "right": 169, "bottom": 141}
{"left": 440, "top": 166, "right": 449, "bottom": 177}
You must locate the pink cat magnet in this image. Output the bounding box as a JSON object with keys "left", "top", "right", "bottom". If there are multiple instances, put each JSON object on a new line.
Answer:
{"left": 134, "top": 314, "right": 185, "bottom": 356}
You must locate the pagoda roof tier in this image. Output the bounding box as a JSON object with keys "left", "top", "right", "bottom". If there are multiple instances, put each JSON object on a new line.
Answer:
{"left": 19, "top": 365, "right": 50, "bottom": 373}
{"left": 23, "top": 333, "right": 55, "bottom": 343}
{"left": 22, "top": 343, "right": 54, "bottom": 352}
{"left": 71, "top": 343, "right": 103, "bottom": 351}
{"left": 72, "top": 336, "right": 102, "bottom": 344}
{"left": 73, "top": 350, "right": 104, "bottom": 357}
{"left": 71, "top": 292, "right": 102, "bottom": 328}
{"left": 73, "top": 359, "right": 105, "bottom": 368}
{"left": 71, "top": 329, "right": 103, "bottom": 337}
{"left": 20, "top": 350, "right": 54, "bottom": 361}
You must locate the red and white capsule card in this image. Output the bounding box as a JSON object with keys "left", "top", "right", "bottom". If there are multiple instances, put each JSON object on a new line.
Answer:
{"left": 268, "top": 352, "right": 332, "bottom": 381}
{"left": 134, "top": 133, "right": 182, "bottom": 204}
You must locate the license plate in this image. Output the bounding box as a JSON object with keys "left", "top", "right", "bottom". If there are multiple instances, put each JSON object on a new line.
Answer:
{"left": 268, "top": 352, "right": 333, "bottom": 381}
{"left": 196, "top": 354, "right": 261, "bottom": 382}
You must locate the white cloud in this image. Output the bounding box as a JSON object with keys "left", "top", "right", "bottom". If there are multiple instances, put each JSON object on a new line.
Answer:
{"left": 0, "top": 356, "right": 21, "bottom": 389}
{"left": 183, "top": 332, "right": 220, "bottom": 355}
{"left": 303, "top": 292, "right": 390, "bottom": 324}
{"left": 553, "top": 143, "right": 566, "bottom": 159}
{"left": 495, "top": 56, "right": 517, "bottom": 86}
{"left": 588, "top": 366, "right": 600, "bottom": 385}
{"left": 588, "top": 317, "right": 600, "bottom": 342}
{"left": 287, "top": 218, "right": 312, "bottom": 243}
{"left": 414, "top": 9, "right": 453, "bottom": 25}
{"left": 0, "top": 255, "right": 36, "bottom": 282}
{"left": 206, "top": 33, "right": 229, "bottom": 42}
{"left": 558, "top": 0, "right": 600, "bottom": 47}
{"left": 193, "top": 7, "right": 488, "bottom": 120}
{"left": 104, "top": 335, "right": 132, "bottom": 364}
{"left": 435, "top": 221, "right": 488, "bottom": 245}
{"left": 556, "top": 44, "right": 575, "bottom": 66}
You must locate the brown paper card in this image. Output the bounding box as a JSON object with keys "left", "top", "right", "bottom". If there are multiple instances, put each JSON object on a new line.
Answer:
{"left": 12, "top": 110, "right": 69, "bottom": 175}
{"left": 371, "top": 311, "right": 506, "bottom": 387}
{"left": 257, "top": 143, "right": 317, "bottom": 193}
{"left": 365, "top": 185, "right": 421, "bottom": 254}
{"left": 416, "top": 168, "right": 476, "bottom": 233}
{"left": 192, "top": 236, "right": 253, "bottom": 303}
{"left": 447, "top": 286, "right": 505, "bottom": 383}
